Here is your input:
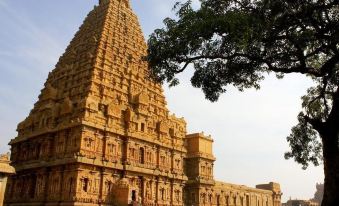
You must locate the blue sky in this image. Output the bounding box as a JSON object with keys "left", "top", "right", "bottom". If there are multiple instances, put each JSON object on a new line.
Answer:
{"left": 0, "top": 0, "right": 323, "bottom": 202}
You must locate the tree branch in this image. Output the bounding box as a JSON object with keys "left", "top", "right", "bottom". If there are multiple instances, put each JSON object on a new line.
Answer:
{"left": 178, "top": 53, "right": 326, "bottom": 77}
{"left": 327, "top": 86, "right": 339, "bottom": 123}
{"left": 304, "top": 115, "right": 324, "bottom": 133}
{"left": 319, "top": 54, "right": 339, "bottom": 75}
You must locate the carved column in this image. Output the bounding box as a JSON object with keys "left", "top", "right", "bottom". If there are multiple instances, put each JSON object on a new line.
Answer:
{"left": 102, "top": 133, "right": 108, "bottom": 161}
{"left": 156, "top": 146, "right": 160, "bottom": 169}
{"left": 123, "top": 137, "right": 130, "bottom": 165}
{"left": 140, "top": 176, "right": 145, "bottom": 205}
{"left": 171, "top": 150, "right": 175, "bottom": 172}
{"left": 155, "top": 177, "right": 159, "bottom": 204}
{"left": 170, "top": 180, "right": 174, "bottom": 206}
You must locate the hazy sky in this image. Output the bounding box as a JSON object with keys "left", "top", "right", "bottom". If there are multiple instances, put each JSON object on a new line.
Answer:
{"left": 0, "top": 0, "right": 324, "bottom": 202}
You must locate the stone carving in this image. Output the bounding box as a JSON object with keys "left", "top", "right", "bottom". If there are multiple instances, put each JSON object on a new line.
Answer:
{"left": 107, "top": 103, "right": 121, "bottom": 118}
{"left": 40, "top": 83, "right": 57, "bottom": 101}
{"left": 60, "top": 97, "right": 73, "bottom": 115}
{"left": 5, "top": 0, "right": 282, "bottom": 206}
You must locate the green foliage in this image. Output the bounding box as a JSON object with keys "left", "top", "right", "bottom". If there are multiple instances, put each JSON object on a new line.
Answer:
{"left": 284, "top": 113, "right": 323, "bottom": 170}
{"left": 146, "top": 0, "right": 339, "bottom": 169}
{"left": 301, "top": 85, "right": 332, "bottom": 121}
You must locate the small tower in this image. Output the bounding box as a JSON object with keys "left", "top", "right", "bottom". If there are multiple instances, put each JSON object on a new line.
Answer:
{"left": 256, "top": 182, "right": 283, "bottom": 206}
{"left": 184, "top": 133, "right": 216, "bottom": 205}
{"left": 185, "top": 133, "right": 215, "bottom": 182}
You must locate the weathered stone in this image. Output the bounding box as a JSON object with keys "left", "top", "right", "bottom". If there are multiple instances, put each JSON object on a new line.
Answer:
{"left": 4, "top": 1, "right": 282, "bottom": 206}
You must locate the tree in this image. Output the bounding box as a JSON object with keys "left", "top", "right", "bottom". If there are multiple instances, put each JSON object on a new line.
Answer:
{"left": 145, "top": 0, "right": 339, "bottom": 205}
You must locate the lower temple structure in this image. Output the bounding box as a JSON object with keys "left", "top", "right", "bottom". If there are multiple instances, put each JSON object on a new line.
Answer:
{"left": 0, "top": 154, "right": 15, "bottom": 206}
{"left": 4, "top": 0, "right": 282, "bottom": 205}
{"left": 283, "top": 200, "right": 319, "bottom": 206}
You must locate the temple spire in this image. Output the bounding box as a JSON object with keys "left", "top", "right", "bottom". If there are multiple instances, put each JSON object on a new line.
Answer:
{"left": 99, "top": 0, "right": 131, "bottom": 8}
{"left": 12, "top": 0, "right": 168, "bottom": 141}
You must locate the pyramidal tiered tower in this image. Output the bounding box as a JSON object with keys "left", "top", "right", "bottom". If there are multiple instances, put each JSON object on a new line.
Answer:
{"left": 6, "top": 0, "right": 187, "bottom": 205}
{"left": 5, "top": 1, "right": 282, "bottom": 206}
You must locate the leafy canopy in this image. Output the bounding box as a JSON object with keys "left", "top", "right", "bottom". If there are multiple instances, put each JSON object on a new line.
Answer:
{"left": 146, "top": 0, "right": 339, "bottom": 169}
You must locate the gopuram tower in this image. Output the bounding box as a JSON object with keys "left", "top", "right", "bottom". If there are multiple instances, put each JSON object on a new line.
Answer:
{"left": 4, "top": 0, "right": 282, "bottom": 206}
{"left": 5, "top": 0, "right": 187, "bottom": 205}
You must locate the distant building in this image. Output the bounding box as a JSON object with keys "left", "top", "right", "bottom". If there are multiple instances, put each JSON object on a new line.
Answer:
{"left": 283, "top": 199, "right": 320, "bottom": 206}
{"left": 312, "top": 183, "right": 323, "bottom": 204}
{"left": 4, "top": 0, "right": 282, "bottom": 206}
{"left": 0, "top": 153, "right": 15, "bottom": 206}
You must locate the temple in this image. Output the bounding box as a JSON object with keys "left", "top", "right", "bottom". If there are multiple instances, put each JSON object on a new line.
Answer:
{"left": 4, "top": 0, "right": 282, "bottom": 205}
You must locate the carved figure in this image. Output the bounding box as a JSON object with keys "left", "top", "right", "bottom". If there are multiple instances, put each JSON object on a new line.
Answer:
{"left": 4, "top": 1, "right": 282, "bottom": 206}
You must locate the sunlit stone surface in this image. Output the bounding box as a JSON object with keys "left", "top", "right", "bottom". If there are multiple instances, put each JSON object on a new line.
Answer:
{"left": 4, "top": 1, "right": 282, "bottom": 205}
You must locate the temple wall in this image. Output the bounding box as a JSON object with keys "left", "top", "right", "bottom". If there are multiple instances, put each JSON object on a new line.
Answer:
{"left": 4, "top": 1, "right": 282, "bottom": 206}
{"left": 185, "top": 182, "right": 278, "bottom": 206}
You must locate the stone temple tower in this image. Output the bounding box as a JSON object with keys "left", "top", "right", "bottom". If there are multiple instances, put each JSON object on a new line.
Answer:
{"left": 5, "top": 0, "right": 188, "bottom": 205}
{"left": 4, "top": 0, "right": 282, "bottom": 206}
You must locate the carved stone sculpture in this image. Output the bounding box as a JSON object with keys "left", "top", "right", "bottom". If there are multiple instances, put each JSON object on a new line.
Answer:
{"left": 4, "top": 1, "right": 282, "bottom": 206}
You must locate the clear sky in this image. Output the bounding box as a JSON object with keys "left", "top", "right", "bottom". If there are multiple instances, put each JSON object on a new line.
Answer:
{"left": 0, "top": 0, "right": 323, "bottom": 202}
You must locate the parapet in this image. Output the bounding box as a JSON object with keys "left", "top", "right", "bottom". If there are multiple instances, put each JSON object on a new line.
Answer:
{"left": 256, "top": 182, "right": 281, "bottom": 193}
{"left": 186, "top": 132, "right": 213, "bottom": 141}
{"left": 215, "top": 181, "right": 274, "bottom": 195}
{"left": 185, "top": 132, "right": 215, "bottom": 160}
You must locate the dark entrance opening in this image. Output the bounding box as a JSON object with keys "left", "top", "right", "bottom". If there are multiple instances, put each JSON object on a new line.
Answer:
{"left": 132, "top": 190, "right": 136, "bottom": 201}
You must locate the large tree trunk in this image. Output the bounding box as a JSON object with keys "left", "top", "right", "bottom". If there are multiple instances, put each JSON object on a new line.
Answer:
{"left": 320, "top": 123, "right": 339, "bottom": 206}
